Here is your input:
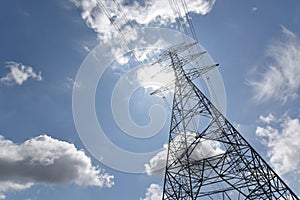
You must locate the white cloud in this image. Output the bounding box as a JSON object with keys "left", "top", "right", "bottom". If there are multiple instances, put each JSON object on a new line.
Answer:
{"left": 256, "top": 114, "right": 300, "bottom": 175}
{"left": 249, "top": 26, "right": 300, "bottom": 103}
{"left": 111, "top": 46, "right": 131, "bottom": 65}
{"left": 0, "top": 135, "right": 114, "bottom": 198}
{"left": 144, "top": 132, "right": 224, "bottom": 175}
{"left": 140, "top": 184, "right": 162, "bottom": 200}
{"left": 136, "top": 63, "right": 175, "bottom": 94}
{"left": 66, "top": 77, "right": 80, "bottom": 89}
{"left": 0, "top": 61, "right": 42, "bottom": 85}
{"left": 71, "top": 0, "right": 216, "bottom": 42}
{"left": 144, "top": 143, "right": 168, "bottom": 176}
{"left": 259, "top": 113, "right": 276, "bottom": 124}
{"left": 251, "top": 6, "right": 258, "bottom": 12}
{"left": 83, "top": 45, "right": 91, "bottom": 52}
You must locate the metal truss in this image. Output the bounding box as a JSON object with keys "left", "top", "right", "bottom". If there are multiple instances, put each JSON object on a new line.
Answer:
{"left": 156, "top": 43, "right": 299, "bottom": 200}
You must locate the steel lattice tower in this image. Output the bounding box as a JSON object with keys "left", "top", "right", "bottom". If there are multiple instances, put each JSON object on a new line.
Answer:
{"left": 154, "top": 43, "right": 299, "bottom": 200}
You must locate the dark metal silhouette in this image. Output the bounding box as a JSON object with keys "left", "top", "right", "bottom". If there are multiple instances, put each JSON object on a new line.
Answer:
{"left": 153, "top": 43, "right": 299, "bottom": 200}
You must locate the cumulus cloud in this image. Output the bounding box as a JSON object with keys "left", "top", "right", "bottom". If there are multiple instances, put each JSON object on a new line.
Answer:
{"left": 249, "top": 26, "right": 300, "bottom": 103}
{"left": 0, "top": 61, "right": 42, "bottom": 85}
{"left": 71, "top": 0, "right": 216, "bottom": 42}
{"left": 144, "top": 132, "right": 224, "bottom": 175}
{"left": 145, "top": 143, "right": 168, "bottom": 176}
{"left": 140, "top": 184, "right": 163, "bottom": 200}
{"left": 259, "top": 113, "right": 276, "bottom": 124}
{"left": 0, "top": 135, "right": 114, "bottom": 198}
{"left": 256, "top": 114, "right": 300, "bottom": 175}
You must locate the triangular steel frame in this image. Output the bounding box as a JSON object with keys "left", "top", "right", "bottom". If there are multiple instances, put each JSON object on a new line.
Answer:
{"left": 158, "top": 43, "right": 299, "bottom": 200}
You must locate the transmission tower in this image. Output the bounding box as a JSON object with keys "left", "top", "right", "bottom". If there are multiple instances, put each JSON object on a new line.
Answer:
{"left": 153, "top": 43, "right": 299, "bottom": 200}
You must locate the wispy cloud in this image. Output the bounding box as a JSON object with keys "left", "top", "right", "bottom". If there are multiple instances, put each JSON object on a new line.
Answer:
{"left": 71, "top": 0, "right": 216, "bottom": 42}
{"left": 256, "top": 114, "right": 300, "bottom": 175}
{"left": 248, "top": 26, "right": 300, "bottom": 103}
{"left": 140, "top": 184, "right": 162, "bottom": 200}
{"left": 0, "top": 135, "right": 114, "bottom": 198}
{"left": 0, "top": 61, "right": 42, "bottom": 85}
{"left": 65, "top": 77, "right": 80, "bottom": 89}
{"left": 83, "top": 45, "right": 91, "bottom": 52}
{"left": 251, "top": 6, "right": 258, "bottom": 12}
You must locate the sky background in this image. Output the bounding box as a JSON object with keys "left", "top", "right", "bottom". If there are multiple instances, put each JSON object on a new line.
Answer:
{"left": 1, "top": 0, "right": 300, "bottom": 199}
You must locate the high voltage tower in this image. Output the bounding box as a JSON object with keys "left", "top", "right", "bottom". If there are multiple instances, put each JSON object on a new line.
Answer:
{"left": 91, "top": 1, "right": 299, "bottom": 199}
{"left": 151, "top": 42, "right": 299, "bottom": 200}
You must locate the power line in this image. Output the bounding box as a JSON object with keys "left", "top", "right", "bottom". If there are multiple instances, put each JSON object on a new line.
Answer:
{"left": 95, "top": 0, "right": 142, "bottom": 65}
{"left": 168, "top": 0, "right": 198, "bottom": 42}
{"left": 180, "top": 0, "right": 198, "bottom": 41}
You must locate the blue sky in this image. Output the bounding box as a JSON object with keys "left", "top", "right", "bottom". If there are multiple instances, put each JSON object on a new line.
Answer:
{"left": 1, "top": 0, "right": 300, "bottom": 199}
